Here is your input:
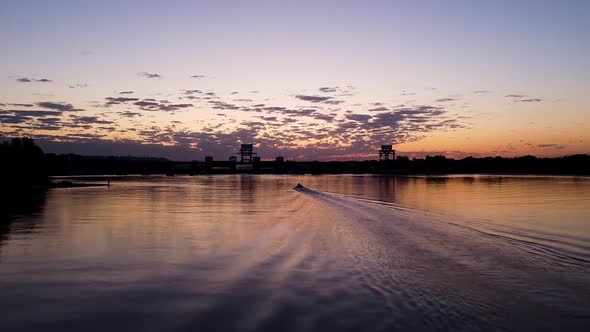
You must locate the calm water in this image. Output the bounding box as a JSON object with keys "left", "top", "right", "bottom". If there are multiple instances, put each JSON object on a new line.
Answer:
{"left": 1, "top": 175, "right": 589, "bottom": 331}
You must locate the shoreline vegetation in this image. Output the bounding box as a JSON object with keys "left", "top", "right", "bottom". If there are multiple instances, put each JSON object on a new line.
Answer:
{"left": 2, "top": 138, "right": 589, "bottom": 189}
{"left": 0, "top": 138, "right": 107, "bottom": 194}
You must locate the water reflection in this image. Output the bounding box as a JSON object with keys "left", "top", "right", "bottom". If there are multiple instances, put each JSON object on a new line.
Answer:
{"left": 0, "top": 190, "right": 47, "bottom": 249}
{"left": 0, "top": 175, "right": 589, "bottom": 331}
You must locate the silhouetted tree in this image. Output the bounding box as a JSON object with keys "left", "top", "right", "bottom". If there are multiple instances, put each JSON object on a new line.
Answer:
{"left": 0, "top": 137, "right": 48, "bottom": 190}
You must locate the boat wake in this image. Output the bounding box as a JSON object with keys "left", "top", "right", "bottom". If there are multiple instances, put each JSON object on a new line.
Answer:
{"left": 298, "top": 185, "right": 590, "bottom": 266}
{"left": 288, "top": 185, "right": 590, "bottom": 331}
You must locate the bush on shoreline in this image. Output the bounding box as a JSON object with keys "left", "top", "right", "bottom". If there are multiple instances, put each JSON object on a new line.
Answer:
{"left": 0, "top": 137, "right": 48, "bottom": 190}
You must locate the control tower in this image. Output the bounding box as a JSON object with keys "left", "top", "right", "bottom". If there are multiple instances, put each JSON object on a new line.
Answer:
{"left": 378, "top": 145, "right": 395, "bottom": 161}
{"left": 237, "top": 143, "right": 257, "bottom": 163}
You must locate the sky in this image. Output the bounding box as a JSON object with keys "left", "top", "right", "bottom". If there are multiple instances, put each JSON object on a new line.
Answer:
{"left": 1, "top": 0, "right": 589, "bottom": 161}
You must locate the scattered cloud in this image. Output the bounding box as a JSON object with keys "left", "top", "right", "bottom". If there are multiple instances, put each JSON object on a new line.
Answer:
{"left": 368, "top": 107, "right": 389, "bottom": 112}
{"left": 0, "top": 86, "right": 488, "bottom": 160}
{"left": 10, "top": 110, "right": 63, "bottom": 117}
{"left": 36, "top": 102, "right": 78, "bottom": 111}
{"left": 255, "top": 116, "right": 279, "bottom": 122}
{"left": 345, "top": 114, "right": 372, "bottom": 122}
{"left": 16, "top": 77, "right": 53, "bottom": 83}
{"left": 106, "top": 97, "right": 140, "bottom": 103}
{"left": 117, "top": 111, "right": 142, "bottom": 118}
{"left": 515, "top": 98, "right": 542, "bottom": 103}
{"left": 209, "top": 101, "right": 240, "bottom": 110}
{"left": 504, "top": 94, "right": 542, "bottom": 103}
{"left": 537, "top": 144, "right": 565, "bottom": 149}
{"left": 295, "top": 95, "right": 332, "bottom": 103}
{"left": 313, "top": 114, "right": 335, "bottom": 122}
{"left": 435, "top": 98, "right": 459, "bottom": 103}
{"left": 133, "top": 100, "right": 193, "bottom": 112}
{"left": 0, "top": 114, "right": 29, "bottom": 124}
{"left": 36, "top": 117, "right": 62, "bottom": 124}
{"left": 6, "top": 103, "right": 34, "bottom": 107}
{"left": 138, "top": 72, "right": 162, "bottom": 79}
{"left": 69, "top": 115, "right": 114, "bottom": 125}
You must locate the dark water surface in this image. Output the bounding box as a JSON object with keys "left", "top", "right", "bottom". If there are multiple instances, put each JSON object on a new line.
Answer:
{"left": 1, "top": 175, "right": 589, "bottom": 331}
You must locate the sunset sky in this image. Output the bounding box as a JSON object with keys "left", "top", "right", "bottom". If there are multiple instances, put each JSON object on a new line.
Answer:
{"left": 1, "top": 0, "right": 588, "bottom": 161}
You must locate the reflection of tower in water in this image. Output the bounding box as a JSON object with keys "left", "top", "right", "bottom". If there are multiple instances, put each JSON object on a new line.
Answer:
{"left": 377, "top": 176, "right": 397, "bottom": 203}
{"left": 239, "top": 175, "right": 257, "bottom": 210}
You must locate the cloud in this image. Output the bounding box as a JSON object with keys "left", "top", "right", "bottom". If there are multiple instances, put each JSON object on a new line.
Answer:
{"left": 158, "top": 104, "right": 193, "bottom": 112}
{"left": 69, "top": 115, "right": 114, "bottom": 125}
{"left": 504, "top": 94, "right": 542, "bottom": 103}
{"left": 515, "top": 98, "right": 542, "bottom": 103}
{"left": 9, "top": 110, "right": 63, "bottom": 117}
{"left": 209, "top": 101, "right": 240, "bottom": 110}
{"left": 6, "top": 103, "right": 34, "bottom": 107}
{"left": 473, "top": 90, "right": 490, "bottom": 94}
{"left": 396, "top": 105, "right": 445, "bottom": 116}
{"left": 536, "top": 144, "right": 565, "bottom": 149}
{"left": 295, "top": 95, "right": 332, "bottom": 103}
{"left": 319, "top": 87, "right": 337, "bottom": 93}
{"left": 36, "top": 102, "right": 78, "bottom": 111}
{"left": 367, "top": 107, "right": 389, "bottom": 112}
{"left": 272, "top": 108, "right": 317, "bottom": 117}
{"left": 255, "top": 116, "right": 279, "bottom": 122}
{"left": 25, "top": 103, "right": 463, "bottom": 160}
{"left": 1, "top": 85, "right": 477, "bottom": 161}
{"left": 32, "top": 124, "right": 61, "bottom": 131}
{"left": 105, "top": 97, "right": 139, "bottom": 104}
{"left": 138, "top": 72, "right": 162, "bottom": 79}
{"left": 134, "top": 100, "right": 193, "bottom": 112}
{"left": 345, "top": 114, "right": 372, "bottom": 122}
{"left": 0, "top": 114, "right": 31, "bottom": 124}
{"left": 117, "top": 111, "right": 142, "bottom": 118}
{"left": 16, "top": 77, "right": 53, "bottom": 83}
{"left": 313, "top": 114, "right": 335, "bottom": 122}
{"left": 435, "top": 98, "right": 459, "bottom": 102}
{"left": 366, "top": 112, "right": 406, "bottom": 128}
{"left": 190, "top": 75, "right": 205, "bottom": 78}
{"left": 68, "top": 83, "right": 88, "bottom": 89}
{"left": 36, "top": 117, "right": 62, "bottom": 124}
{"left": 104, "top": 98, "right": 137, "bottom": 107}
{"left": 324, "top": 99, "right": 345, "bottom": 105}
{"left": 119, "top": 91, "right": 134, "bottom": 94}
{"left": 105, "top": 97, "right": 140, "bottom": 106}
